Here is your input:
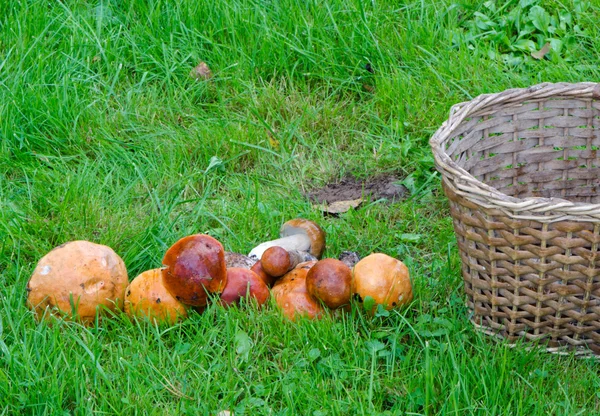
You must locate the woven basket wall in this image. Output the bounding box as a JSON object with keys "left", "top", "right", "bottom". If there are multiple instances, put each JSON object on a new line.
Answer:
{"left": 430, "top": 82, "right": 600, "bottom": 356}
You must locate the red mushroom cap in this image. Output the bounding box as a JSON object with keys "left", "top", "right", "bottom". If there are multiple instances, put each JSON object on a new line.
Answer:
{"left": 162, "top": 234, "right": 227, "bottom": 307}
{"left": 220, "top": 268, "right": 270, "bottom": 307}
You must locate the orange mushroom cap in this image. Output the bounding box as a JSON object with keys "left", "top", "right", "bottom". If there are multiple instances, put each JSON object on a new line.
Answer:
{"left": 352, "top": 253, "right": 413, "bottom": 311}
{"left": 125, "top": 268, "right": 187, "bottom": 325}
{"left": 271, "top": 267, "right": 324, "bottom": 321}
{"left": 27, "top": 240, "right": 128, "bottom": 323}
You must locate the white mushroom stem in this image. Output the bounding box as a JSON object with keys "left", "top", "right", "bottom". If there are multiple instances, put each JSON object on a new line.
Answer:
{"left": 248, "top": 233, "right": 311, "bottom": 260}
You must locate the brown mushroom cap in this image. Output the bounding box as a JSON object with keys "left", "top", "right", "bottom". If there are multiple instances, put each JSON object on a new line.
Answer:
{"left": 260, "top": 246, "right": 291, "bottom": 277}
{"left": 262, "top": 247, "right": 317, "bottom": 278}
{"left": 353, "top": 253, "right": 413, "bottom": 310}
{"left": 271, "top": 267, "right": 324, "bottom": 321}
{"left": 125, "top": 269, "right": 187, "bottom": 325}
{"left": 280, "top": 219, "right": 326, "bottom": 259}
{"left": 306, "top": 259, "right": 352, "bottom": 309}
{"left": 162, "top": 234, "right": 227, "bottom": 307}
{"left": 26, "top": 240, "right": 128, "bottom": 323}
{"left": 220, "top": 268, "right": 270, "bottom": 307}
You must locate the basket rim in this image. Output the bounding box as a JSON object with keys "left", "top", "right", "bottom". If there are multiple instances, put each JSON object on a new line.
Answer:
{"left": 430, "top": 82, "right": 600, "bottom": 222}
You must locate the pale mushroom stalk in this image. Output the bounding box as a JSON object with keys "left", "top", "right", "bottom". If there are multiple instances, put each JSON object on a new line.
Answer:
{"left": 248, "top": 218, "right": 326, "bottom": 260}
{"left": 248, "top": 233, "right": 311, "bottom": 260}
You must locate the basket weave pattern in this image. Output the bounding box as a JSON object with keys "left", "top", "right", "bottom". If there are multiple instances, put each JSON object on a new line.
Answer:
{"left": 430, "top": 83, "right": 600, "bottom": 355}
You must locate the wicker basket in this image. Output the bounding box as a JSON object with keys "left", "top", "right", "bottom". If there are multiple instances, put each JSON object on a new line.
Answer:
{"left": 430, "top": 82, "right": 600, "bottom": 356}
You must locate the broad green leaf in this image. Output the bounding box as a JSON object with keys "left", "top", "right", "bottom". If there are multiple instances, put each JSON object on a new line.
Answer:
{"left": 528, "top": 6, "right": 550, "bottom": 33}
{"left": 365, "top": 340, "right": 386, "bottom": 353}
{"left": 235, "top": 330, "right": 252, "bottom": 362}
{"left": 474, "top": 12, "right": 495, "bottom": 30}
{"left": 548, "top": 38, "right": 563, "bottom": 54}
{"left": 308, "top": 348, "right": 321, "bottom": 362}
{"left": 512, "top": 39, "right": 536, "bottom": 52}
{"left": 204, "top": 156, "right": 225, "bottom": 174}
{"left": 375, "top": 304, "right": 390, "bottom": 317}
{"left": 363, "top": 296, "right": 376, "bottom": 312}
{"left": 574, "top": 0, "right": 591, "bottom": 13}
{"left": 519, "top": 0, "right": 538, "bottom": 7}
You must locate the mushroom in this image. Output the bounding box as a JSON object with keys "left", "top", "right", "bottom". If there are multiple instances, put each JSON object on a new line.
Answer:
{"left": 338, "top": 251, "right": 361, "bottom": 269}
{"left": 248, "top": 218, "right": 326, "bottom": 260}
{"left": 260, "top": 246, "right": 316, "bottom": 278}
{"left": 352, "top": 253, "right": 413, "bottom": 311}
{"left": 26, "top": 241, "right": 128, "bottom": 323}
{"left": 306, "top": 258, "right": 352, "bottom": 310}
{"left": 271, "top": 267, "right": 324, "bottom": 321}
{"left": 294, "top": 260, "right": 318, "bottom": 271}
{"left": 250, "top": 261, "right": 277, "bottom": 287}
{"left": 225, "top": 252, "right": 257, "bottom": 269}
{"left": 161, "top": 234, "right": 227, "bottom": 307}
{"left": 124, "top": 268, "right": 187, "bottom": 325}
{"left": 220, "top": 268, "right": 270, "bottom": 307}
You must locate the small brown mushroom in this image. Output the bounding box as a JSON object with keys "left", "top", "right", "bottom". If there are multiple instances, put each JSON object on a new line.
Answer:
{"left": 162, "top": 234, "right": 227, "bottom": 307}
{"left": 353, "top": 253, "right": 413, "bottom": 311}
{"left": 261, "top": 246, "right": 316, "bottom": 278}
{"left": 248, "top": 218, "right": 326, "bottom": 260}
{"left": 220, "top": 268, "right": 269, "bottom": 307}
{"left": 271, "top": 267, "right": 324, "bottom": 321}
{"left": 306, "top": 258, "right": 352, "bottom": 310}
{"left": 125, "top": 269, "right": 187, "bottom": 325}
{"left": 26, "top": 241, "right": 128, "bottom": 323}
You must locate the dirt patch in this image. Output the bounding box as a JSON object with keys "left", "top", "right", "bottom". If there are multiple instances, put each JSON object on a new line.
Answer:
{"left": 307, "top": 174, "right": 407, "bottom": 205}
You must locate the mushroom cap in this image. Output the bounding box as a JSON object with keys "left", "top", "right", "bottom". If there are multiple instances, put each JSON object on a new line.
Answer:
{"left": 224, "top": 252, "right": 257, "bottom": 269}
{"left": 162, "top": 234, "right": 227, "bottom": 307}
{"left": 306, "top": 259, "right": 352, "bottom": 309}
{"left": 27, "top": 240, "right": 128, "bottom": 323}
{"left": 220, "top": 268, "right": 270, "bottom": 307}
{"left": 295, "top": 260, "right": 318, "bottom": 271}
{"left": 353, "top": 253, "right": 413, "bottom": 310}
{"left": 125, "top": 269, "right": 187, "bottom": 325}
{"left": 261, "top": 246, "right": 292, "bottom": 277}
{"left": 271, "top": 267, "right": 324, "bottom": 321}
{"left": 280, "top": 219, "right": 326, "bottom": 259}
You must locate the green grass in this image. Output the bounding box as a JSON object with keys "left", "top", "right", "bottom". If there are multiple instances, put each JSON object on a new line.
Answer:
{"left": 2, "top": 0, "right": 600, "bottom": 414}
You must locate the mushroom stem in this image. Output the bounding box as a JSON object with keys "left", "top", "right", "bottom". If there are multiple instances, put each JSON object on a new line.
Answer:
{"left": 248, "top": 233, "right": 311, "bottom": 260}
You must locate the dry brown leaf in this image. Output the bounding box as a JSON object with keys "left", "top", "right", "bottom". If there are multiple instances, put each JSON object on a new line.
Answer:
{"left": 531, "top": 43, "right": 551, "bottom": 60}
{"left": 190, "top": 61, "right": 213, "bottom": 80}
{"left": 317, "top": 198, "right": 363, "bottom": 214}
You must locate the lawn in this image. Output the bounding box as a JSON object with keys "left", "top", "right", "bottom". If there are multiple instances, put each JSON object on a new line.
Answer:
{"left": 1, "top": 0, "right": 600, "bottom": 414}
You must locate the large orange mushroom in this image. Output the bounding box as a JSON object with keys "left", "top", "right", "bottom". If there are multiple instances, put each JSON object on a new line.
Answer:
{"left": 124, "top": 269, "right": 187, "bottom": 325}
{"left": 352, "top": 253, "right": 413, "bottom": 311}
{"left": 26, "top": 241, "right": 128, "bottom": 323}
{"left": 271, "top": 267, "right": 324, "bottom": 321}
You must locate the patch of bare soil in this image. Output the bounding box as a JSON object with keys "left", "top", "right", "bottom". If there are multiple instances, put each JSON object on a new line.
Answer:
{"left": 307, "top": 174, "right": 408, "bottom": 205}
